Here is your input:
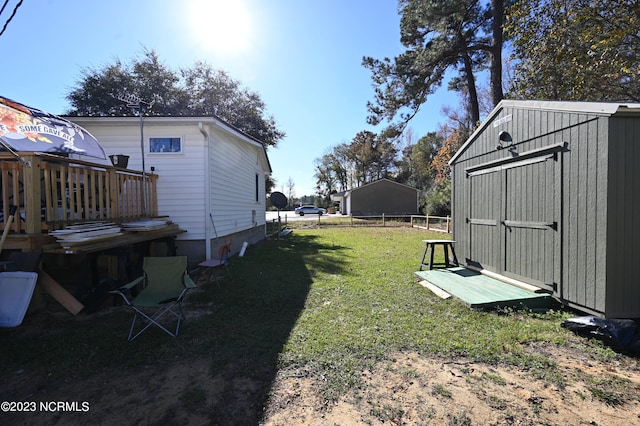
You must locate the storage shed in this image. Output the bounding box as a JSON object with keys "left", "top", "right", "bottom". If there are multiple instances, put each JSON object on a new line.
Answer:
{"left": 449, "top": 100, "right": 640, "bottom": 318}
{"left": 332, "top": 178, "right": 419, "bottom": 216}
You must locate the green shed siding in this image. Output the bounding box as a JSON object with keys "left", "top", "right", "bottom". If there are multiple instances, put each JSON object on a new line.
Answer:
{"left": 606, "top": 116, "right": 640, "bottom": 317}
{"left": 467, "top": 170, "right": 501, "bottom": 272}
{"left": 503, "top": 155, "right": 557, "bottom": 287}
{"left": 560, "top": 115, "right": 608, "bottom": 314}
{"left": 451, "top": 100, "right": 640, "bottom": 318}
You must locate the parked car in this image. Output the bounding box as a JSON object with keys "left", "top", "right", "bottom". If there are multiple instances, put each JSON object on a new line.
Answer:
{"left": 296, "top": 205, "right": 327, "bottom": 216}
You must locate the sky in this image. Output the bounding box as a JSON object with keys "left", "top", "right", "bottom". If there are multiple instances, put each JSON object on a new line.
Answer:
{"left": 0, "top": 0, "right": 457, "bottom": 197}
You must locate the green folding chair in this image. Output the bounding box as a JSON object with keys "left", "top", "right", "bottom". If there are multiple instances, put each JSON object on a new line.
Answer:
{"left": 110, "top": 256, "right": 197, "bottom": 341}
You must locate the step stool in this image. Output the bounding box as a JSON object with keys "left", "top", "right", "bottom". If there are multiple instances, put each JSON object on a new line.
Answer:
{"left": 419, "top": 240, "right": 459, "bottom": 270}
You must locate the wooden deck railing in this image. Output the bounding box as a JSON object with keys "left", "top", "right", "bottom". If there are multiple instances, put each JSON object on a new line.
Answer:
{"left": 0, "top": 153, "right": 158, "bottom": 234}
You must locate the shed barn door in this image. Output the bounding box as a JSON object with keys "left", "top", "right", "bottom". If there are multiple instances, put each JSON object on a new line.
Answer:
{"left": 467, "top": 170, "right": 501, "bottom": 272}
{"left": 502, "top": 155, "right": 558, "bottom": 290}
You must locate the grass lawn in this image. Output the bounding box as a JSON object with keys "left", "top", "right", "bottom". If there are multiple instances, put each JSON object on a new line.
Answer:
{"left": 247, "top": 227, "right": 574, "bottom": 397}
{"left": 0, "top": 226, "right": 630, "bottom": 424}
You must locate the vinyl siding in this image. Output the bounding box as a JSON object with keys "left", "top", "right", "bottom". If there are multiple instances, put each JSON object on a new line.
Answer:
{"left": 70, "top": 118, "right": 270, "bottom": 252}
{"left": 72, "top": 122, "right": 208, "bottom": 239}
{"left": 208, "top": 125, "right": 266, "bottom": 237}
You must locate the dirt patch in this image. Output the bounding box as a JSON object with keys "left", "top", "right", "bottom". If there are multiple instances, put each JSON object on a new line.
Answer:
{"left": 263, "top": 345, "right": 640, "bottom": 426}
{"left": 2, "top": 337, "right": 640, "bottom": 425}
{"left": 3, "top": 278, "right": 640, "bottom": 425}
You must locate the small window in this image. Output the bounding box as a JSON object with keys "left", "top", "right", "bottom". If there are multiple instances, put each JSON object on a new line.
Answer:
{"left": 150, "top": 137, "right": 182, "bottom": 153}
{"left": 255, "top": 174, "right": 259, "bottom": 202}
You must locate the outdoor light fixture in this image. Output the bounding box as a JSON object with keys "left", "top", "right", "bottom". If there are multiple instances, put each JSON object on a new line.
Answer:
{"left": 496, "top": 130, "right": 514, "bottom": 150}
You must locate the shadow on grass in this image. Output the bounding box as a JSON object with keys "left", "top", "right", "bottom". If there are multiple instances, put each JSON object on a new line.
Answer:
{"left": 186, "top": 233, "right": 349, "bottom": 423}
{"left": 0, "top": 232, "right": 347, "bottom": 425}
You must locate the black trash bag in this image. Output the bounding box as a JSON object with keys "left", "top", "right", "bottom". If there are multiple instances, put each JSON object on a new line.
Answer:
{"left": 561, "top": 316, "right": 640, "bottom": 356}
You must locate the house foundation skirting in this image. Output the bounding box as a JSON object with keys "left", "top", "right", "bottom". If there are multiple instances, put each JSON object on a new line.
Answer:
{"left": 176, "top": 224, "right": 267, "bottom": 267}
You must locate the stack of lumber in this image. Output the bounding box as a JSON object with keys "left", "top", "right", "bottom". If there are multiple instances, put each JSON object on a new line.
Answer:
{"left": 121, "top": 218, "right": 174, "bottom": 232}
{"left": 49, "top": 222, "right": 123, "bottom": 247}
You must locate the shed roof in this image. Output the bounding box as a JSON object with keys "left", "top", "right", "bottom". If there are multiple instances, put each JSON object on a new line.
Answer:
{"left": 347, "top": 178, "right": 419, "bottom": 194}
{"left": 449, "top": 99, "right": 640, "bottom": 165}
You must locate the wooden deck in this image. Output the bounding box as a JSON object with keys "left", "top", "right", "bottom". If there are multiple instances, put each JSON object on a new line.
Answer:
{"left": 415, "top": 267, "right": 553, "bottom": 310}
{"left": 0, "top": 153, "right": 159, "bottom": 251}
{"left": 0, "top": 153, "right": 172, "bottom": 315}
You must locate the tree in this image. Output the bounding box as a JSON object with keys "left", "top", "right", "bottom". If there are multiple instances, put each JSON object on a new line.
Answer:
{"left": 417, "top": 93, "right": 476, "bottom": 215}
{"left": 284, "top": 177, "right": 296, "bottom": 208}
{"left": 506, "top": 0, "right": 640, "bottom": 101}
{"left": 347, "top": 130, "right": 397, "bottom": 186}
{"left": 66, "top": 49, "right": 285, "bottom": 148}
{"left": 431, "top": 125, "right": 469, "bottom": 184}
{"left": 331, "top": 143, "right": 352, "bottom": 192}
{"left": 313, "top": 143, "right": 353, "bottom": 200}
{"left": 315, "top": 148, "right": 346, "bottom": 200}
{"left": 181, "top": 63, "right": 285, "bottom": 146}
{"left": 314, "top": 130, "right": 400, "bottom": 198}
{"left": 424, "top": 179, "right": 452, "bottom": 216}
{"left": 395, "top": 128, "right": 417, "bottom": 185}
{"left": 314, "top": 152, "right": 341, "bottom": 202}
{"left": 67, "top": 49, "right": 184, "bottom": 116}
{"left": 363, "top": 0, "right": 505, "bottom": 133}
{"left": 265, "top": 175, "right": 276, "bottom": 196}
{"left": 409, "top": 132, "right": 444, "bottom": 189}
{"left": 372, "top": 137, "right": 398, "bottom": 181}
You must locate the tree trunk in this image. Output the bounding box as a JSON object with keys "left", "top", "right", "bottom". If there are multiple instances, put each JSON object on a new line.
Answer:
{"left": 463, "top": 52, "right": 480, "bottom": 124}
{"left": 491, "top": 0, "right": 504, "bottom": 106}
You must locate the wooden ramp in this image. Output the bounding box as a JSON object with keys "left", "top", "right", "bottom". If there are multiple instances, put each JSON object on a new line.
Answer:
{"left": 415, "top": 267, "right": 552, "bottom": 310}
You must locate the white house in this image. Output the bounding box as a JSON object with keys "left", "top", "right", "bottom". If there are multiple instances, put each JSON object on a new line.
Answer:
{"left": 69, "top": 116, "right": 272, "bottom": 264}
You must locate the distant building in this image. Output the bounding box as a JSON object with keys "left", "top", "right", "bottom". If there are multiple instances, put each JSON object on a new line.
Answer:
{"left": 331, "top": 178, "right": 419, "bottom": 216}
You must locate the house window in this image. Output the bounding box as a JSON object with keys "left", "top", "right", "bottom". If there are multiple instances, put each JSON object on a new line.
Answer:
{"left": 150, "top": 137, "right": 182, "bottom": 153}
{"left": 255, "top": 174, "right": 259, "bottom": 202}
